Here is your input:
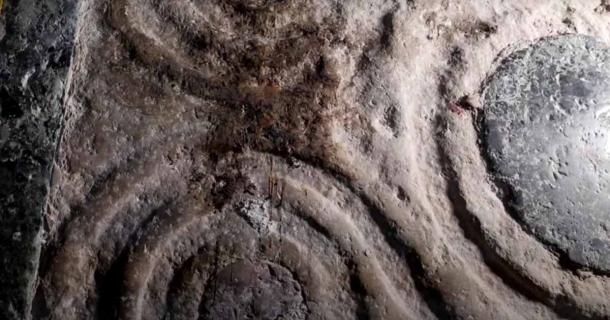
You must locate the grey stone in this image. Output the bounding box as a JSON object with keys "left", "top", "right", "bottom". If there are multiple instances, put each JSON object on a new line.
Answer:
{"left": 0, "top": 0, "right": 78, "bottom": 318}
{"left": 482, "top": 34, "right": 610, "bottom": 272}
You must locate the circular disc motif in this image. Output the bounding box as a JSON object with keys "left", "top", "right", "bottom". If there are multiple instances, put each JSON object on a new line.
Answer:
{"left": 200, "top": 260, "right": 307, "bottom": 320}
{"left": 482, "top": 35, "right": 610, "bottom": 272}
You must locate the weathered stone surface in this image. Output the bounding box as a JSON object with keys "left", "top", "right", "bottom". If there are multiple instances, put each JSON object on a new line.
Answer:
{"left": 0, "top": 0, "right": 77, "bottom": 318}
{"left": 482, "top": 35, "right": 610, "bottom": 272}
{"left": 199, "top": 260, "right": 306, "bottom": 320}
{"left": 3, "top": 0, "right": 610, "bottom": 319}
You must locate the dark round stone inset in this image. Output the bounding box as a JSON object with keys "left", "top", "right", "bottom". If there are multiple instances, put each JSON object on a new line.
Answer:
{"left": 200, "top": 260, "right": 307, "bottom": 319}
{"left": 482, "top": 35, "right": 610, "bottom": 272}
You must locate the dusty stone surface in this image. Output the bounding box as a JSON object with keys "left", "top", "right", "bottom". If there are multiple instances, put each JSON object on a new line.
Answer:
{"left": 9, "top": 0, "right": 610, "bottom": 319}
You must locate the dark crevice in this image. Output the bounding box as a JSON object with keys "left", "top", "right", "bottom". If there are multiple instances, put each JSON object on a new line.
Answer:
{"left": 380, "top": 11, "right": 395, "bottom": 51}
{"left": 345, "top": 260, "right": 371, "bottom": 320}
{"left": 95, "top": 199, "right": 176, "bottom": 319}
{"left": 0, "top": 88, "right": 23, "bottom": 119}
{"left": 94, "top": 257, "right": 124, "bottom": 320}
{"left": 163, "top": 255, "right": 196, "bottom": 318}
{"left": 292, "top": 210, "right": 333, "bottom": 241}
{"left": 198, "top": 242, "right": 222, "bottom": 320}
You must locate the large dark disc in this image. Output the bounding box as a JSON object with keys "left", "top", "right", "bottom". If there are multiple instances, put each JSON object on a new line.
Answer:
{"left": 482, "top": 35, "right": 610, "bottom": 272}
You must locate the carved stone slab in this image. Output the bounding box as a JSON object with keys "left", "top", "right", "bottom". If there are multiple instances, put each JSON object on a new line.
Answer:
{"left": 3, "top": 0, "right": 610, "bottom": 319}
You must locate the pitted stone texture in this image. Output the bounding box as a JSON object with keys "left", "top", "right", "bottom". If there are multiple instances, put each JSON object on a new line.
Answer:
{"left": 200, "top": 260, "right": 307, "bottom": 320}
{"left": 0, "top": 0, "right": 78, "bottom": 318}
{"left": 483, "top": 35, "right": 610, "bottom": 272}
